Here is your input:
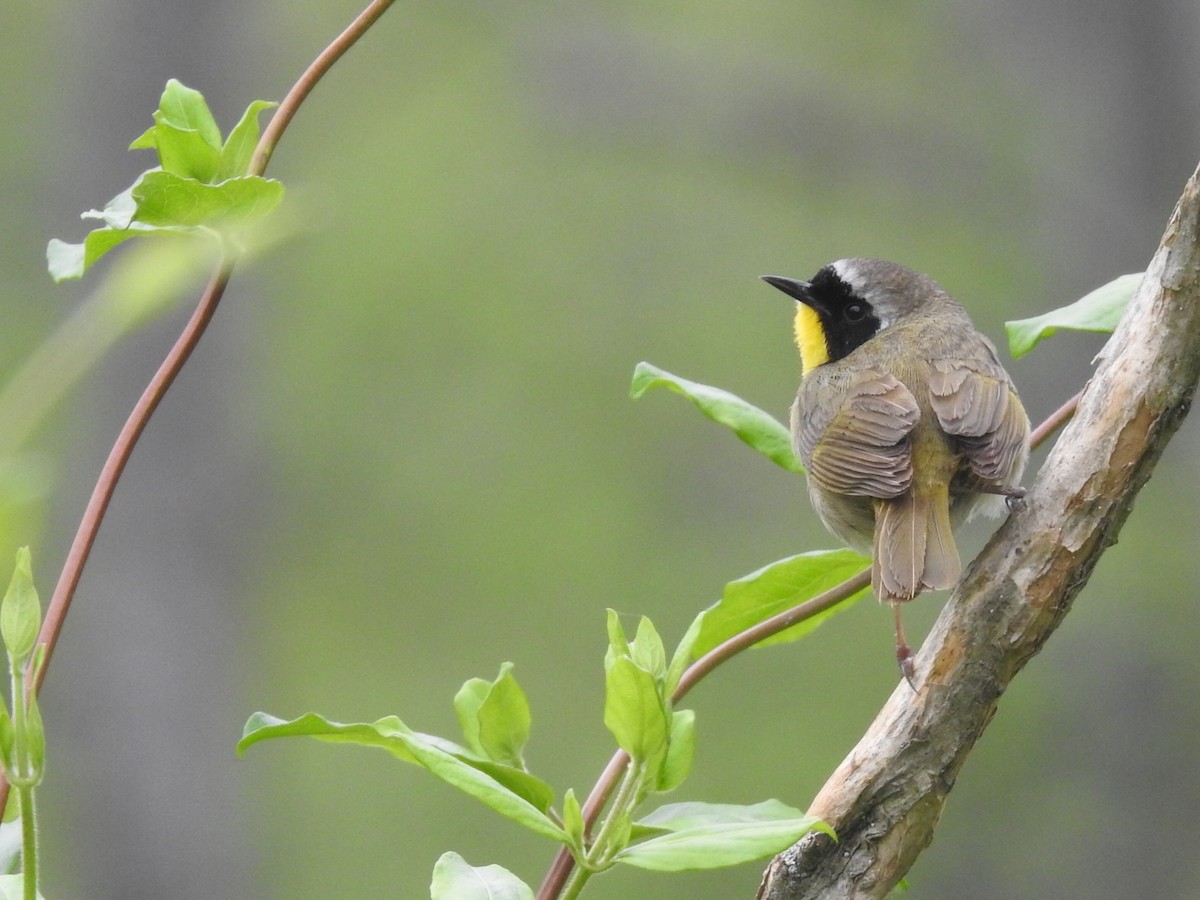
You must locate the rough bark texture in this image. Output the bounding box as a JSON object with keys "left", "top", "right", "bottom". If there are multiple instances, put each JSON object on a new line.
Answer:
{"left": 758, "top": 160, "right": 1200, "bottom": 900}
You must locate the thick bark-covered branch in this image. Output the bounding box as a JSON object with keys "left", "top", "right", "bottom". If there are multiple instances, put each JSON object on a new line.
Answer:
{"left": 758, "top": 160, "right": 1200, "bottom": 900}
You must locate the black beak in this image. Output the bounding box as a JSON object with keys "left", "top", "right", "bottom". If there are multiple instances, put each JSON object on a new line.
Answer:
{"left": 760, "top": 275, "right": 813, "bottom": 304}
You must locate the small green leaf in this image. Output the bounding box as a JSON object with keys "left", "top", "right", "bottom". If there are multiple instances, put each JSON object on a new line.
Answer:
{"left": 48, "top": 232, "right": 125, "bottom": 282}
{"left": 453, "top": 677, "right": 491, "bottom": 757}
{"left": 155, "top": 79, "right": 222, "bottom": 151}
{"left": 129, "top": 126, "right": 157, "bottom": 150}
{"left": 562, "top": 788, "right": 585, "bottom": 853}
{"left": 132, "top": 171, "right": 284, "bottom": 228}
{"left": 619, "top": 800, "right": 832, "bottom": 872}
{"left": 454, "top": 666, "right": 533, "bottom": 769}
{"left": 637, "top": 798, "right": 809, "bottom": 831}
{"left": 146, "top": 115, "right": 222, "bottom": 182}
{"left": 656, "top": 709, "right": 695, "bottom": 793}
{"left": 1, "top": 547, "right": 40, "bottom": 665}
{"left": 217, "top": 100, "right": 277, "bottom": 181}
{"left": 389, "top": 728, "right": 563, "bottom": 841}
{"left": 0, "top": 702, "right": 13, "bottom": 772}
{"left": 129, "top": 81, "right": 225, "bottom": 180}
{"left": 630, "top": 362, "right": 803, "bottom": 473}
{"left": 82, "top": 185, "right": 138, "bottom": 229}
{"left": 605, "top": 608, "right": 631, "bottom": 666}
{"left": 694, "top": 549, "right": 870, "bottom": 657}
{"left": 664, "top": 611, "right": 705, "bottom": 697}
{"left": 239, "top": 711, "right": 416, "bottom": 758}
{"left": 430, "top": 852, "right": 534, "bottom": 900}
{"left": 239, "top": 712, "right": 562, "bottom": 840}
{"left": 0, "top": 789, "right": 18, "bottom": 824}
{"left": 608, "top": 811, "right": 634, "bottom": 857}
{"left": 604, "top": 657, "right": 669, "bottom": 769}
{"left": 24, "top": 696, "right": 45, "bottom": 780}
{"left": 47, "top": 224, "right": 188, "bottom": 283}
{"left": 1006, "top": 272, "right": 1142, "bottom": 358}
{"left": 476, "top": 663, "right": 532, "bottom": 769}
{"left": 0, "top": 874, "right": 45, "bottom": 900}
{"left": 630, "top": 617, "right": 667, "bottom": 681}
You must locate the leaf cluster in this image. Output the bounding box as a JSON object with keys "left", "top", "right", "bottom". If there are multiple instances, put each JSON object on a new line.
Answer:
{"left": 240, "top": 621, "right": 830, "bottom": 896}
{"left": 47, "top": 80, "right": 281, "bottom": 283}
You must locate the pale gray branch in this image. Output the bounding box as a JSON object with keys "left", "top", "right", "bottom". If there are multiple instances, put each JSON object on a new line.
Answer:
{"left": 758, "top": 160, "right": 1200, "bottom": 900}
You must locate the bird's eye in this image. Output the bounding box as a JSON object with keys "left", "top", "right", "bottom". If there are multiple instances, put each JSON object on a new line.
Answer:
{"left": 844, "top": 303, "right": 866, "bottom": 322}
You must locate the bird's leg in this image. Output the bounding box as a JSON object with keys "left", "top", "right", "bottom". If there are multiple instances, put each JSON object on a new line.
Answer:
{"left": 977, "top": 482, "right": 1027, "bottom": 513}
{"left": 893, "top": 602, "right": 918, "bottom": 690}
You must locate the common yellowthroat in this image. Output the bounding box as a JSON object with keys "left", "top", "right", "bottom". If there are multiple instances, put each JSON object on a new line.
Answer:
{"left": 762, "top": 259, "right": 1030, "bottom": 685}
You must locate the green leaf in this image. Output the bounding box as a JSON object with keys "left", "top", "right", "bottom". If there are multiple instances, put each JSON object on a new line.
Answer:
{"left": 1006, "top": 272, "right": 1142, "bottom": 358}
{"left": 430, "top": 852, "right": 534, "bottom": 900}
{"left": 664, "top": 611, "right": 705, "bottom": 697}
{"left": 453, "top": 677, "right": 491, "bottom": 757}
{"left": 464, "top": 756, "right": 556, "bottom": 816}
{"left": 605, "top": 609, "right": 630, "bottom": 658}
{"left": 82, "top": 184, "right": 139, "bottom": 229}
{"left": 23, "top": 696, "right": 45, "bottom": 780}
{"left": 132, "top": 171, "right": 284, "bottom": 228}
{"left": 561, "top": 788, "right": 585, "bottom": 853}
{"left": 694, "top": 549, "right": 870, "bottom": 657}
{"left": 239, "top": 711, "right": 414, "bottom": 756}
{"left": 0, "top": 874, "right": 45, "bottom": 900}
{"left": 217, "top": 100, "right": 277, "bottom": 181}
{"left": 454, "top": 666, "right": 533, "bottom": 769}
{"left": 630, "top": 617, "right": 667, "bottom": 681}
{"left": 129, "top": 81, "right": 223, "bottom": 181}
{"left": 0, "top": 700, "right": 12, "bottom": 770}
{"left": 1, "top": 789, "right": 18, "bottom": 824}
{"left": 477, "top": 663, "right": 532, "bottom": 769}
{"left": 146, "top": 116, "right": 222, "bottom": 182}
{"left": 382, "top": 728, "right": 562, "bottom": 840}
{"left": 608, "top": 811, "right": 634, "bottom": 857}
{"left": 1, "top": 547, "right": 40, "bottom": 665}
{"left": 239, "top": 712, "right": 562, "bottom": 840}
{"left": 604, "top": 657, "right": 669, "bottom": 769}
{"left": 156, "top": 79, "right": 222, "bottom": 151}
{"left": 619, "top": 800, "right": 832, "bottom": 872}
{"left": 656, "top": 709, "right": 695, "bottom": 793}
{"left": 50, "top": 84, "right": 286, "bottom": 283}
{"left": 630, "top": 362, "right": 803, "bottom": 473}
{"left": 47, "top": 224, "right": 189, "bottom": 283}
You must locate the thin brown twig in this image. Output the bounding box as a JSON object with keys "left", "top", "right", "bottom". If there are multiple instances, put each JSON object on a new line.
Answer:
{"left": 537, "top": 385, "right": 1081, "bottom": 899}
{"left": 33, "top": 259, "right": 233, "bottom": 698}
{"left": 672, "top": 569, "right": 872, "bottom": 703}
{"left": 1029, "top": 389, "right": 1082, "bottom": 448}
{"left": 249, "top": 0, "right": 395, "bottom": 176}
{"left": 0, "top": 0, "right": 396, "bottom": 817}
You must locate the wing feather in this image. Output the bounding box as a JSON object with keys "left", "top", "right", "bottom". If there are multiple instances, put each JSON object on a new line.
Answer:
{"left": 795, "top": 370, "right": 920, "bottom": 499}
{"left": 928, "top": 358, "right": 1029, "bottom": 483}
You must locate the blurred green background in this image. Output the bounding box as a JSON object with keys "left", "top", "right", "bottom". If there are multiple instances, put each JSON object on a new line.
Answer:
{"left": 4, "top": 2, "right": 1200, "bottom": 898}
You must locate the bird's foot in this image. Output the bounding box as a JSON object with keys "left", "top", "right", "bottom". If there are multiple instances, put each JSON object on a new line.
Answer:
{"left": 893, "top": 603, "right": 919, "bottom": 691}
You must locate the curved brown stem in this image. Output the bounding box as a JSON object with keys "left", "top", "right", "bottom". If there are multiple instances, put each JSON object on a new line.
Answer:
{"left": 249, "top": 0, "right": 395, "bottom": 176}
{"left": 34, "top": 260, "right": 232, "bottom": 697}
{"left": 0, "top": 0, "right": 396, "bottom": 816}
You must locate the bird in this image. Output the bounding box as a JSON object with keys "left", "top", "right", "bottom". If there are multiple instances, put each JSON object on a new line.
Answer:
{"left": 761, "top": 258, "right": 1030, "bottom": 686}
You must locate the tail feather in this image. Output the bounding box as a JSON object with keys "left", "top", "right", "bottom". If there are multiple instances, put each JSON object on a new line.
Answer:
{"left": 872, "top": 488, "right": 960, "bottom": 602}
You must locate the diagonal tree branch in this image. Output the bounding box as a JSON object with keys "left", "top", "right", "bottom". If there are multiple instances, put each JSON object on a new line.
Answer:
{"left": 758, "top": 159, "right": 1200, "bottom": 900}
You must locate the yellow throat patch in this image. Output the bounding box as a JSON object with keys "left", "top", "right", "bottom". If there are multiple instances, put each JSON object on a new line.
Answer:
{"left": 793, "top": 303, "right": 829, "bottom": 375}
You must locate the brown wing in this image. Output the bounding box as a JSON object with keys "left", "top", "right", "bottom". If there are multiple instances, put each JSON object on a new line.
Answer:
{"left": 794, "top": 370, "right": 920, "bottom": 499}
{"left": 927, "top": 358, "right": 1029, "bottom": 484}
